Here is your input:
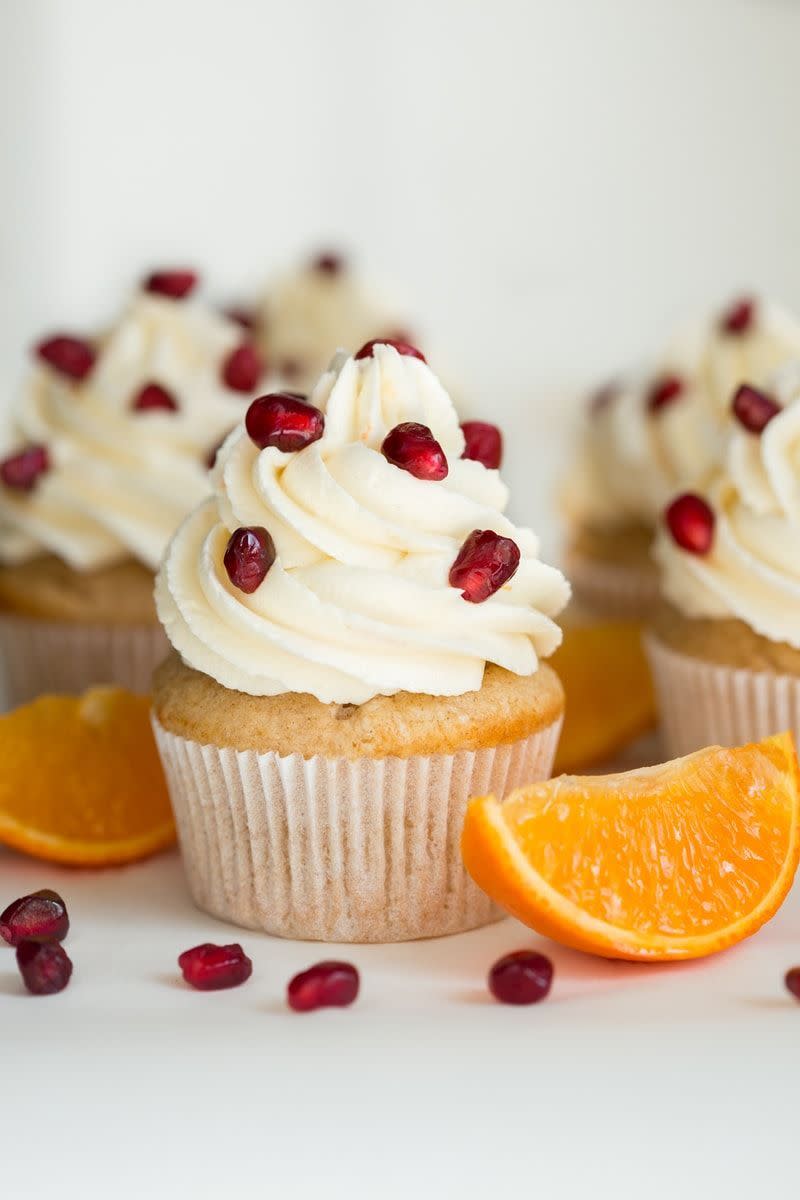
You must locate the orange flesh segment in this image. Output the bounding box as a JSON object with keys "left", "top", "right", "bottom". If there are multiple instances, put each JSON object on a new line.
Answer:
{"left": 462, "top": 733, "right": 800, "bottom": 961}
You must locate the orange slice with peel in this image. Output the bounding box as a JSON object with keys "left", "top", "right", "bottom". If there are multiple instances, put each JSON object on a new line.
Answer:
{"left": 0, "top": 687, "right": 175, "bottom": 867}
{"left": 463, "top": 733, "right": 800, "bottom": 961}
{"left": 551, "top": 618, "right": 656, "bottom": 773}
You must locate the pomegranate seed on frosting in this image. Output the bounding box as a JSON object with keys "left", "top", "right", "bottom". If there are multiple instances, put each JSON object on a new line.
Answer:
{"left": 35, "top": 335, "right": 96, "bottom": 381}
{"left": 0, "top": 445, "right": 50, "bottom": 491}
{"left": 222, "top": 343, "right": 263, "bottom": 393}
{"left": 732, "top": 383, "right": 781, "bottom": 434}
{"left": 460, "top": 420, "right": 503, "bottom": 470}
{"left": 665, "top": 493, "right": 715, "bottom": 555}
{"left": 223, "top": 525, "right": 276, "bottom": 593}
{"left": 287, "top": 961, "right": 359, "bottom": 1012}
{"left": 720, "top": 296, "right": 755, "bottom": 335}
{"left": 381, "top": 422, "right": 448, "bottom": 481}
{"left": 245, "top": 393, "right": 324, "bottom": 452}
{"left": 143, "top": 269, "right": 197, "bottom": 300}
{"left": 449, "top": 529, "right": 521, "bottom": 602}
{"left": 647, "top": 373, "right": 685, "bottom": 413}
{"left": 178, "top": 943, "right": 253, "bottom": 991}
{"left": 131, "top": 382, "right": 178, "bottom": 412}
{"left": 354, "top": 337, "right": 426, "bottom": 363}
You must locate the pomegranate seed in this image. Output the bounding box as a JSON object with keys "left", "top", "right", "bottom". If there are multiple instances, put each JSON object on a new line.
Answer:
{"left": 0, "top": 445, "right": 50, "bottom": 491}
{"left": 665, "top": 493, "right": 715, "bottom": 555}
{"left": 279, "top": 357, "right": 303, "bottom": 381}
{"left": 732, "top": 383, "right": 781, "bottom": 434}
{"left": 449, "top": 529, "right": 521, "bottom": 602}
{"left": 647, "top": 374, "right": 685, "bottom": 413}
{"left": 381, "top": 422, "right": 448, "bottom": 481}
{"left": 223, "top": 526, "right": 276, "bottom": 593}
{"left": 35, "top": 335, "right": 96, "bottom": 381}
{"left": 354, "top": 338, "right": 426, "bottom": 363}
{"left": 488, "top": 950, "right": 553, "bottom": 1005}
{"left": 178, "top": 943, "right": 253, "bottom": 991}
{"left": 16, "top": 940, "right": 72, "bottom": 995}
{"left": 287, "top": 961, "right": 359, "bottom": 1012}
{"left": 312, "top": 252, "right": 344, "bottom": 275}
{"left": 461, "top": 420, "right": 503, "bottom": 470}
{"left": 720, "top": 296, "right": 755, "bottom": 335}
{"left": 144, "top": 269, "right": 197, "bottom": 299}
{"left": 225, "top": 306, "right": 257, "bottom": 333}
{"left": 131, "top": 382, "right": 178, "bottom": 412}
{"left": 222, "top": 343, "right": 263, "bottom": 393}
{"left": 785, "top": 967, "right": 800, "bottom": 1000}
{"left": 245, "top": 392, "right": 324, "bottom": 452}
{"left": 1, "top": 890, "right": 69, "bottom": 946}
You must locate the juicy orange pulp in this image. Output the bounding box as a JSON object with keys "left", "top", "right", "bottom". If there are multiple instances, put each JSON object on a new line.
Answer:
{"left": 463, "top": 733, "right": 800, "bottom": 961}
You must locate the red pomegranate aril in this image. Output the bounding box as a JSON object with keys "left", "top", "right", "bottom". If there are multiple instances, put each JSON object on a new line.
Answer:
{"left": 132, "top": 382, "right": 178, "bottom": 412}
{"left": 178, "top": 942, "right": 253, "bottom": 991}
{"left": 354, "top": 338, "right": 426, "bottom": 364}
{"left": 381, "top": 422, "right": 448, "bottom": 481}
{"left": 16, "top": 940, "right": 72, "bottom": 995}
{"left": 665, "top": 493, "right": 715, "bottom": 555}
{"left": 489, "top": 950, "right": 553, "bottom": 1005}
{"left": 720, "top": 296, "right": 755, "bottom": 335}
{"left": 461, "top": 420, "right": 503, "bottom": 470}
{"left": 312, "top": 252, "right": 344, "bottom": 276}
{"left": 785, "top": 967, "right": 800, "bottom": 1000}
{"left": 287, "top": 961, "right": 359, "bottom": 1013}
{"left": 0, "top": 889, "right": 69, "bottom": 947}
{"left": 245, "top": 392, "right": 324, "bottom": 452}
{"left": 732, "top": 383, "right": 781, "bottom": 434}
{"left": 36, "top": 335, "right": 96, "bottom": 381}
{"left": 647, "top": 374, "right": 685, "bottom": 413}
{"left": 449, "top": 529, "right": 521, "bottom": 603}
{"left": 144, "top": 269, "right": 197, "bottom": 300}
{"left": 225, "top": 306, "right": 257, "bottom": 333}
{"left": 0, "top": 445, "right": 50, "bottom": 491}
{"left": 222, "top": 343, "right": 263, "bottom": 393}
{"left": 223, "top": 526, "right": 276, "bottom": 594}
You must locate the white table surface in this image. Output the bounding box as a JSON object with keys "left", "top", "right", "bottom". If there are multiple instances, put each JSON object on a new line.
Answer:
{"left": 2, "top": 837, "right": 799, "bottom": 1200}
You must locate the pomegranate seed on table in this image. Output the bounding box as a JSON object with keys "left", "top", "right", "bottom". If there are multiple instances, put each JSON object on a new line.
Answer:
{"left": 222, "top": 344, "right": 263, "bottom": 393}
{"left": 178, "top": 943, "right": 253, "bottom": 991}
{"left": 381, "top": 422, "right": 448, "bottom": 481}
{"left": 785, "top": 968, "right": 800, "bottom": 1000}
{"left": 720, "top": 296, "right": 755, "bottom": 335}
{"left": 224, "top": 526, "right": 276, "bottom": 593}
{"left": 354, "top": 338, "right": 426, "bottom": 363}
{"left": 143, "top": 269, "right": 197, "bottom": 299}
{"left": 35, "top": 335, "right": 96, "bottom": 381}
{"left": 665, "top": 493, "right": 715, "bottom": 555}
{"left": 647, "top": 374, "right": 685, "bottom": 413}
{"left": 16, "top": 940, "right": 73, "bottom": 995}
{"left": 460, "top": 420, "right": 503, "bottom": 469}
{"left": 131, "top": 383, "right": 178, "bottom": 412}
{"left": 0, "top": 445, "right": 50, "bottom": 491}
{"left": 287, "top": 961, "right": 360, "bottom": 1012}
{"left": 1, "top": 889, "right": 69, "bottom": 946}
{"left": 312, "top": 252, "right": 344, "bottom": 275}
{"left": 732, "top": 383, "right": 781, "bottom": 434}
{"left": 488, "top": 950, "right": 553, "bottom": 1005}
{"left": 245, "top": 393, "right": 324, "bottom": 452}
{"left": 449, "top": 529, "right": 521, "bottom": 602}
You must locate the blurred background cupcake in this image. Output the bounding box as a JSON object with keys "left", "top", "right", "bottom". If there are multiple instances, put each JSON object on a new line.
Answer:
{"left": 0, "top": 269, "right": 276, "bottom": 703}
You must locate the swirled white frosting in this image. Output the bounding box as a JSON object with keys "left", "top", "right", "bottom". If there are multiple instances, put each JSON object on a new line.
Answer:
{"left": 0, "top": 293, "right": 267, "bottom": 571}
{"left": 156, "top": 345, "right": 570, "bottom": 703}
{"left": 653, "top": 393, "right": 800, "bottom": 647}
{"left": 564, "top": 298, "right": 800, "bottom": 533}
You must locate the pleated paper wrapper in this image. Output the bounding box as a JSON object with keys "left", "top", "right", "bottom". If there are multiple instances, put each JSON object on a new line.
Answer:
{"left": 0, "top": 614, "right": 169, "bottom": 706}
{"left": 646, "top": 634, "right": 800, "bottom": 758}
{"left": 566, "top": 550, "right": 659, "bottom": 622}
{"left": 152, "top": 716, "right": 562, "bottom": 944}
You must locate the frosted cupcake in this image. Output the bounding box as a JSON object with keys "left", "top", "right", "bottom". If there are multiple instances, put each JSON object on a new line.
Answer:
{"left": 0, "top": 269, "right": 271, "bottom": 702}
{"left": 258, "top": 251, "right": 408, "bottom": 391}
{"left": 646, "top": 375, "right": 800, "bottom": 757}
{"left": 153, "top": 340, "right": 569, "bottom": 942}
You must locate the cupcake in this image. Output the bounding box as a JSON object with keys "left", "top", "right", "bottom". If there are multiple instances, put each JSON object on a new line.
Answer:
{"left": 258, "top": 251, "right": 409, "bottom": 391}
{"left": 646, "top": 375, "right": 800, "bottom": 757}
{"left": 0, "top": 269, "right": 272, "bottom": 703}
{"left": 152, "top": 340, "right": 569, "bottom": 943}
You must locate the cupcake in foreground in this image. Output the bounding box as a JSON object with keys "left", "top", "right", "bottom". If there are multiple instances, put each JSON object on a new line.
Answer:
{"left": 0, "top": 270, "right": 271, "bottom": 702}
{"left": 153, "top": 340, "right": 569, "bottom": 943}
{"left": 646, "top": 375, "right": 800, "bottom": 757}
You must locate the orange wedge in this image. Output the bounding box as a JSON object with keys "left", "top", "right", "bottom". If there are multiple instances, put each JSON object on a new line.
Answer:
{"left": 551, "top": 618, "right": 656, "bottom": 772}
{"left": 0, "top": 687, "right": 175, "bottom": 867}
{"left": 463, "top": 733, "right": 800, "bottom": 961}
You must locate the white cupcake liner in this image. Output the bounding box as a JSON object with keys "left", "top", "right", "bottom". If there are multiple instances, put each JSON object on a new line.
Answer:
{"left": 566, "top": 551, "right": 659, "bottom": 621}
{"left": 0, "top": 614, "right": 169, "bottom": 707}
{"left": 152, "top": 716, "right": 562, "bottom": 943}
{"left": 645, "top": 633, "right": 800, "bottom": 758}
